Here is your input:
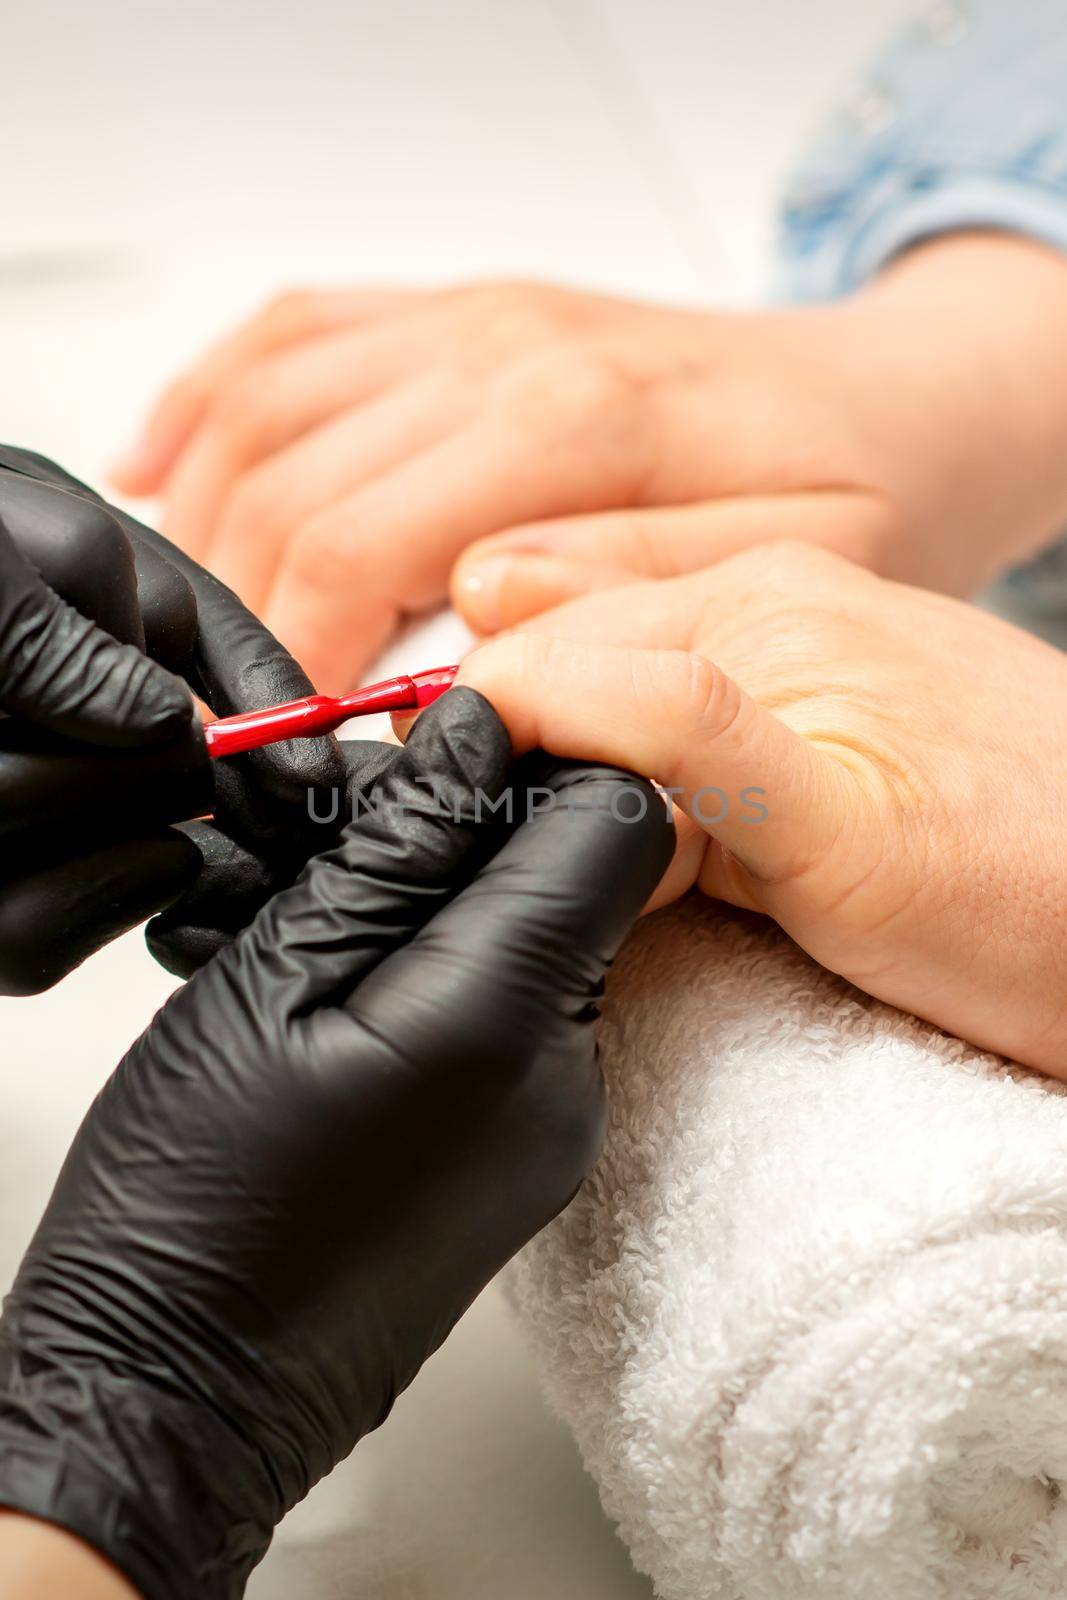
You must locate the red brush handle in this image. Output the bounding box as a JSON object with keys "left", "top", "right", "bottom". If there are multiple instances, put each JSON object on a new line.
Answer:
{"left": 203, "top": 666, "right": 459, "bottom": 759}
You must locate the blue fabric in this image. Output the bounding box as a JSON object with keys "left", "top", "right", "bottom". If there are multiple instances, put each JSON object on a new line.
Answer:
{"left": 774, "top": 0, "right": 1067, "bottom": 604}
{"left": 777, "top": 0, "right": 1067, "bottom": 299}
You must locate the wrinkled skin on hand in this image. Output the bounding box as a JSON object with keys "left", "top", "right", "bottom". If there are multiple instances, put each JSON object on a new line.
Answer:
{"left": 456, "top": 536, "right": 1067, "bottom": 1074}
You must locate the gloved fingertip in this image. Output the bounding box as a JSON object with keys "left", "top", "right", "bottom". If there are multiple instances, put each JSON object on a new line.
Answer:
{"left": 97, "top": 666, "right": 198, "bottom": 749}
{"left": 507, "top": 760, "right": 677, "bottom": 928}
{"left": 0, "top": 831, "right": 201, "bottom": 995}
{"left": 399, "top": 684, "right": 512, "bottom": 775}
{"left": 143, "top": 821, "right": 279, "bottom": 979}
{"left": 145, "top": 917, "right": 230, "bottom": 980}
{"left": 136, "top": 680, "right": 198, "bottom": 742}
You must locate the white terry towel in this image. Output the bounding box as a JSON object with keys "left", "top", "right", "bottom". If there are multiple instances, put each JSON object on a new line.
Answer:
{"left": 504, "top": 895, "right": 1067, "bottom": 1600}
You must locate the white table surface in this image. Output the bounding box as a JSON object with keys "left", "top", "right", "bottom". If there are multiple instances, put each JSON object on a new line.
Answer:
{"left": 0, "top": 3, "right": 905, "bottom": 1593}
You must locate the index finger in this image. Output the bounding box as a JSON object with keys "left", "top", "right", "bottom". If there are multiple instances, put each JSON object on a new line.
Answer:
{"left": 110, "top": 288, "right": 437, "bottom": 496}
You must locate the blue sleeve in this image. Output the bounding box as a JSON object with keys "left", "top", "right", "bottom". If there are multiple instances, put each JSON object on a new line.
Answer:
{"left": 777, "top": 0, "right": 1067, "bottom": 301}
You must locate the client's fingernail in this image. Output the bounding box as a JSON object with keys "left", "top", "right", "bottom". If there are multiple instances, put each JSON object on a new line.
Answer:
{"left": 454, "top": 556, "right": 514, "bottom": 632}
{"left": 390, "top": 709, "right": 418, "bottom": 743}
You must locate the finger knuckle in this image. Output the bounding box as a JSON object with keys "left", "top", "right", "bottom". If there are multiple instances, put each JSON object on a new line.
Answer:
{"left": 287, "top": 515, "right": 360, "bottom": 589}
{"left": 464, "top": 630, "right": 557, "bottom": 699}
{"left": 616, "top": 512, "right": 674, "bottom": 578}
{"left": 219, "top": 466, "right": 284, "bottom": 538}
{"left": 208, "top": 374, "right": 277, "bottom": 453}
{"left": 515, "top": 630, "right": 574, "bottom": 682}
{"left": 65, "top": 501, "right": 131, "bottom": 573}
{"left": 289, "top": 518, "right": 337, "bottom": 574}
{"left": 460, "top": 281, "right": 571, "bottom": 358}
{"left": 499, "top": 344, "right": 632, "bottom": 426}
{"left": 665, "top": 649, "right": 743, "bottom": 744}
{"left": 476, "top": 628, "right": 534, "bottom": 679}
{"left": 755, "top": 538, "right": 843, "bottom": 585}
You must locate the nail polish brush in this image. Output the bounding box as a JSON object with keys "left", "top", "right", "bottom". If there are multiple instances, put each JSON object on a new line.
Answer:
{"left": 203, "top": 666, "right": 458, "bottom": 759}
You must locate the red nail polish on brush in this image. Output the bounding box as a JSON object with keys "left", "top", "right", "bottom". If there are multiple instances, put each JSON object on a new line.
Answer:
{"left": 203, "top": 666, "right": 458, "bottom": 759}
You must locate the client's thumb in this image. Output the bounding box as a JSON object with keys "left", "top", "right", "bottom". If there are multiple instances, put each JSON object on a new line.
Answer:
{"left": 455, "top": 634, "right": 846, "bottom": 894}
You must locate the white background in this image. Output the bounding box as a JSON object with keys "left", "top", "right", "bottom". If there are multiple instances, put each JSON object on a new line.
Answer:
{"left": 0, "top": 3, "right": 905, "bottom": 1594}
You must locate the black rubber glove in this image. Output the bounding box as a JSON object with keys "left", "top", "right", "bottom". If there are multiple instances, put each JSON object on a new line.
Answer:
{"left": 0, "top": 467, "right": 204, "bottom": 993}
{"left": 0, "top": 688, "right": 673, "bottom": 1600}
{"left": 0, "top": 445, "right": 395, "bottom": 990}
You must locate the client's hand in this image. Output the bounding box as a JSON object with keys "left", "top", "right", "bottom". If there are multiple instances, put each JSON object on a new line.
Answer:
{"left": 446, "top": 542, "right": 1067, "bottom": 1076}
{"left": 113, "top": 235, "right": 1067, "bottom": 690}
{"left": 0, "top": 690, "right": 672, "bottom": 1600}
{"left": 0, "top": 446, "right": 394, "bottom": 991}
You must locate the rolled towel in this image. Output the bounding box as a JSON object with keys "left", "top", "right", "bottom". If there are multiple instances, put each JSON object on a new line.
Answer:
{"left": 504, "top": 896, "right": 1067, "bottom": 1600}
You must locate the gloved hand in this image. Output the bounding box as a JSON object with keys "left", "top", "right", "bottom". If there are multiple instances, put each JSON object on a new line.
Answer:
{"left": 0, "top": 687, "right": 672, "bottom": 1600}
{"left": 0, "top": 445, "right": 395, "bottom": 992}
